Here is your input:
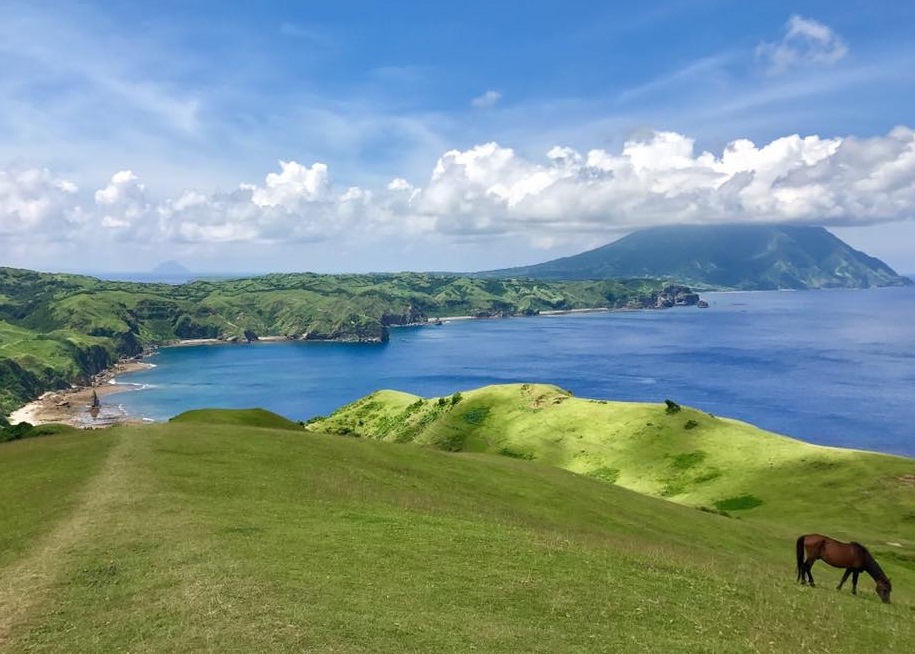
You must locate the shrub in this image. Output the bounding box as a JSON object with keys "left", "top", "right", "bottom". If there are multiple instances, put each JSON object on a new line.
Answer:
{"left": 461, "top": 406, "right": 490, "bottom": 426}
{"left": 664, "top": 399, "right": 681, "bottom": 414}
{"left": 587, "top": 466, "right": 620, "bottom": 483}
{"left": 670, "top": 451, "right": 706, "bottom": 470}
{"left": 0, "top": 421, "right": 34, "bottom": 443}
{"left": 498, "top": 447, "right": 534, "bottom": 460}
{"left": 714, "top": 494, "right": 764, "bottom": 512}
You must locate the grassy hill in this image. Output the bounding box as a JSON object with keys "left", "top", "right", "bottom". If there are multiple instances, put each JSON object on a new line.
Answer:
{"left": 474, "top": 225, "right": 912, "bottom": 290}
{"left": 1, "top": 409, "right": 913, "bottom": 653}
{"left": 0, "top": 268, "right": 674, "bottom": 415}
{"left": 311, "top": 383, "right": 915, "bottom": 552}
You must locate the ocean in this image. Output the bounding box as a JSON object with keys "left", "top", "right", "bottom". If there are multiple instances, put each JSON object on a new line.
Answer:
{"left": 114, "top": 287, "right": 915, "bottom": 457}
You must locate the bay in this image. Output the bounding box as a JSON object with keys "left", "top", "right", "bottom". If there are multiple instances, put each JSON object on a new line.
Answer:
{"left": 115, "top": 287, "right": 915, "bottom": 457}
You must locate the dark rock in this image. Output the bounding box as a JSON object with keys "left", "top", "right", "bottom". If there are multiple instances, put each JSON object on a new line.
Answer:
{"left": 380, "top": 304, "right": 427, "bottom": 326}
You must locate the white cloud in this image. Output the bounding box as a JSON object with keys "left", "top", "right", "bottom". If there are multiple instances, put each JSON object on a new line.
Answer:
{"left": 2, "top": 127, "right": 915, "bottom": 264}
{"left": 472, "top": 90, "right": 502, "bottom": 108}
{"left": 93, "top": 170, "right": 152, "bottom": 237}
{"left": 0, "top": 166, "right": 84, "bottom": 236}
{"left": 243, "top": 161, "right": 330, "bottom": 208}
{"left": 757, "top": 15, "right": 849, "bottom": 74}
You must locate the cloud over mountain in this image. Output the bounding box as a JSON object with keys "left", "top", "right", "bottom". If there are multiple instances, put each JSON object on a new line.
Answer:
{"left": 2, "top": 127, "right": 914, "bottom": 259}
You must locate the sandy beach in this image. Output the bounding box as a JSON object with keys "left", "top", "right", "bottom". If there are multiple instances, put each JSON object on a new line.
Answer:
{"left": 8, "top": 359, "right": 155, "bottom": 428}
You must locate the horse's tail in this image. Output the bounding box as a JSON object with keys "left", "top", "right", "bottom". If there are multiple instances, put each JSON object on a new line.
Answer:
{"left": 795, "top": 535, "right": 806, "bottom": 582}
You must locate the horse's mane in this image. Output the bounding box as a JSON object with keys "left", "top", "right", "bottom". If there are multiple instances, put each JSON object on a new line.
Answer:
{"left": 852, "top": 542, "right": 889, "bottom": 583}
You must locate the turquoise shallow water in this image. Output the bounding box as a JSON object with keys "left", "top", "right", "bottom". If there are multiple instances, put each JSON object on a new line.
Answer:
{"left": 114, "top": 287, "right": 915, "bottom": 457}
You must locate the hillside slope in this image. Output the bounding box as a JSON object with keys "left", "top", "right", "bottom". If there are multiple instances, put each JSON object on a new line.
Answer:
{"left": 1, "top": 414, "right": 913, "bottom": 653}
{"left": 311, "top": 384, "right": 915, "bottom": 542}
{"left": 474, "top": 224, "right": 911, "bottom": 290}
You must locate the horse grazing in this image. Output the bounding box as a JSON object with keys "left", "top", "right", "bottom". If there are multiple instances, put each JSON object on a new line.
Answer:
{"left": 796, "top": 534, "right": 892, "bottom": 603}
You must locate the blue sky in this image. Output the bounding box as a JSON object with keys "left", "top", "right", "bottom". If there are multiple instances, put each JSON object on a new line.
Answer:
{"left": 1, "top": 0, "right": 914, "bottom": 273}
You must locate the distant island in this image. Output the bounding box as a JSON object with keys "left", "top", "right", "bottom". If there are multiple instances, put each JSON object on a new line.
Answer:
{"left": 473, "top": 224, "right": 912, "bottom": 290}
{"left": 151, "top": 260, "right": 192, "bottom": 276}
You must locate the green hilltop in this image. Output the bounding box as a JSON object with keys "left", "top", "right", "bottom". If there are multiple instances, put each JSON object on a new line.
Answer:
{"left": 474, "top": 224, "right": 912, "bottom": 290}
{"left": 0, "top": 267, "right": 681, "bottom": 415}
{"left": 310, "top": 383, "right": 915, "bottom": 541}
{"left": 1, "top": 403, "right": 913, "bottom": 653}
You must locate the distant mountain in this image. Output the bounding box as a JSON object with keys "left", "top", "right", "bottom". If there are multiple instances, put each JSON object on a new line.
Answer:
{"left": 152, "top": 260, "right": 191, "bottom": 275}
{"left": 474, "top": 225, "right": 912, "bottom": 290}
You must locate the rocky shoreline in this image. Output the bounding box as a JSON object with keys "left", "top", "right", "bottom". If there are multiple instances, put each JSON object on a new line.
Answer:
{"left": 8, "top": 359, "right": 154, "bottom": 428}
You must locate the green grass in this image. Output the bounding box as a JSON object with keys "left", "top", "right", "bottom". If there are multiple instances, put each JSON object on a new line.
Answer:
{"left": 0, "top": 429, "right": 117, "bottom": 568}
{"left": 1, "top": 411, "right": 913, "bottom": 653}
{"left": 313, "top": 384, "right": 915, "bottom": 545}
{"left": 170, "top": 407, "right": 303, "bottom": 431}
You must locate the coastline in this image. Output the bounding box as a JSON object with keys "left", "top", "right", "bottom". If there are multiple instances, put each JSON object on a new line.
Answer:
{"left": 8, "top": 359, "right": 155, "bottom": 428}
{"left": 5, "top": 301, "right": 702, "bottom": 427}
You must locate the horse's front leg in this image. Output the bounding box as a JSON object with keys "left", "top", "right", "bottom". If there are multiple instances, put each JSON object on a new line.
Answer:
{"left": 851, "top": 571, "right": 859, "bottom": 595}
{"left": 837, "top": 569, "right": 851, "bottom": 591}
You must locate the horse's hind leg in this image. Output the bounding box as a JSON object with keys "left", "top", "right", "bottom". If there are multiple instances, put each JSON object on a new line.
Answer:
{"left": 837, "top": 569, "right": 851, "bottom": 591}
{"left": 803, "top": 558, "right": 816, "bottom": 586}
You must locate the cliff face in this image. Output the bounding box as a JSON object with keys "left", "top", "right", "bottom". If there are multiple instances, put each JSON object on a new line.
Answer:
{"left": 380, "top": 305, "right": 427, "bottom": 327}
{"left": 473, "top": 225, "right": 911, "bottom": 290}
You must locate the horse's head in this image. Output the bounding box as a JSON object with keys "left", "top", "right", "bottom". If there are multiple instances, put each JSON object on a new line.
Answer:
{"left": 876, "top": 578, "right": 892, "bottom": 604}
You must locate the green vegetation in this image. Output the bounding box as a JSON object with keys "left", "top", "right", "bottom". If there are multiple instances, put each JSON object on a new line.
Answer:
{"left": 170, "top": 407, "right": 303, "bottom": 431}
{"left": 0, "top": 267, "right": 680, "bottom": 415}
{"left": 474, "top": 224, "right": 913, "bottom": 290}
{"left": 0, "top": 417, "right": 75, "bottom": 443}
{"left": 312, "top": 384, "right": 915, "bottom": 541}
{"left": 1, "top": 406, "right": 913, "bottom": 653}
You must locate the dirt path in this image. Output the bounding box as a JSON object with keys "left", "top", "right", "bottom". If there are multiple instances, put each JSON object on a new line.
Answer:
{"left": 0, "top": 430, "right": 134, "bottom": 648}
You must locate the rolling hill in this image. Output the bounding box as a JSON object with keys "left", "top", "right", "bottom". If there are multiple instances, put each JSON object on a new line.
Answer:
{"left": 310, "top": 383, "right": 915, "bottom": 535}
{"left": 474, "top": 224, "right": 912, "bottom": 290}
{"left": 1, "top": 405, "right": 913, "bottom": 653}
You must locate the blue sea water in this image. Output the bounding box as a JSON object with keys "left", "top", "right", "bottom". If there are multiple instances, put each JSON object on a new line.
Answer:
{"left": 114, "top": 287, "right": 915, "bottom": 457}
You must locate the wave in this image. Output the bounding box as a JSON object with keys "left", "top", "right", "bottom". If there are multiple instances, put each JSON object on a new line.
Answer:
{"left": 109, "top": 380, "right": 157, "bottom": 391}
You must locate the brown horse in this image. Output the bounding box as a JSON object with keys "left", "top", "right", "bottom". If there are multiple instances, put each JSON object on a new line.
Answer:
{"left": 796, "top": 534, "right": 892, "bottom": 603}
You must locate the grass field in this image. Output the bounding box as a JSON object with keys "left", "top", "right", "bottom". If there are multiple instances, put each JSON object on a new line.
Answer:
{"left": 313, "top": 384, "right": 915, "bottom": 543}
{"left": 1, "top": 402, "right": 913, "bottom": 653}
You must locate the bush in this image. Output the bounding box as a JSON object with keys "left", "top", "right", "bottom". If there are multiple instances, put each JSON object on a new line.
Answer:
{"left": 461, "top": 406, "right": 490, "bottom": 426}
{"left": 664, "top": 399, "right": 681, "bottom": 414}
{"left": 714, "top": 494, "right": 764, "bottom": 512}
{"left": 0, "top": 421, "right": 34, "bottom": 443}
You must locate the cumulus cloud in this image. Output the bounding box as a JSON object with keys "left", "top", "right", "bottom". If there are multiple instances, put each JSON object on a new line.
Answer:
{"left": 757, "top": 15, "right": 848, "bottom": 74}
{"left": 241, "top": 161, "right": 330, "bottom": 208}
{"left": 471, "top": 90, "right": 502, "bottom": 108}
{"left": 94, "top": 170, "right": 151, "bottom": 231}
{"left": 2, "top": 127, "right": 915, "bottom": 259}
{"left": 0, "top": 166, "right": 84, "bottom": 237}
{"left": 408, "top": 128, "right": 915, "bottom": 234}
